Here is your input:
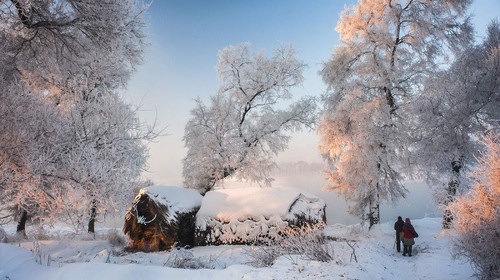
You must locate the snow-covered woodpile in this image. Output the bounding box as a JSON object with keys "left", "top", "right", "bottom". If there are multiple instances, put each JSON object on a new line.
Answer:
{"left": 123, "top": 186, "right": 202, "bottom": 252}
{"left": 195, "top": 187, "right": 326, "bottom": 245}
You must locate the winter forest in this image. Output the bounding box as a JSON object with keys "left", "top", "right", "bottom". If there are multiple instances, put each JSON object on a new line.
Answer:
{"left": 0, "top": 0, "right": 499, "bottom": 280}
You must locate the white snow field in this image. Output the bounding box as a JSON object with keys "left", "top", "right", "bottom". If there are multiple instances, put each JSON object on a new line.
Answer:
{"left": 0, "top": 217, "right": 474, "bottom": 280}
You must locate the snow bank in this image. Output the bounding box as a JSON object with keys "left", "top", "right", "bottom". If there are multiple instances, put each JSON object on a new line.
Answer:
{"left": 196, "top": 187, "right": 326, "bottom": 244}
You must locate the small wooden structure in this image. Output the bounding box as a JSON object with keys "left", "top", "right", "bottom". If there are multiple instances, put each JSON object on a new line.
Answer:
{"left": 123, "top": 186, "right": 202, "bottom": 252}
{"left": 195, "top": 187, "right": 326, "bottom": 245}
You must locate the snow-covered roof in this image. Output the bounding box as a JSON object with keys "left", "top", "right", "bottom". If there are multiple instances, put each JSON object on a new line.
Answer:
{"left": 139, "top": 185, "right": 202, "bottom": 214}
{"left": 196, "top": 187, "right": 325, "bottom": 222}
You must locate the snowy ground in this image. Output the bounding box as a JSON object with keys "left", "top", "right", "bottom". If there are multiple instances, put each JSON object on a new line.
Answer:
{"left": 0, "top": 218, "right": 475, "bottom": 280}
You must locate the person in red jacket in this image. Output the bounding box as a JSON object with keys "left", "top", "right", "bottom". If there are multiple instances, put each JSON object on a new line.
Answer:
{"left": 402, "top": 218, "right": 418, "bottom": 256}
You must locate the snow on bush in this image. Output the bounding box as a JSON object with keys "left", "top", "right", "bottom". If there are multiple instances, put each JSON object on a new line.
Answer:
{"left": 279, "top": 223, "right": 333, "bottom": 262}
{"left": 163, "top": 248, "right": 220, "bottom": 269}
{"left": 246, "top": 222, "right": 333, "bottom": 267}
{"left": 196, "top": 187, "right": 326, "bottom": 245}
{"left": 31, "top": 225, "right": 50, "bottom": 241}
{"left": 107, "top": 229, "right": 126, "bottom": 247}
{"left": 450, "top": 133, "right": 500, "bottom": 280}
{"left": 246, "top": 244, "right": 283, "bottom": 267}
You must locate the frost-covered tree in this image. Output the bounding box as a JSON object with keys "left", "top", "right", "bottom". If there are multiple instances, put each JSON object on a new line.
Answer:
{"left": 450, "top": 132, "right": 500, "bottom": 280}
{"left": 411, "top": 21, "right": 500, "bottom": 229}
{"left": 0, "top": 0, "right": 153, "bottom": 233}
{"left": 0, "top": 82, "right": 71, "bottom": 232}
{"left": 0, "top": 82, "right": 154, "bottom": 233}
{"left": 183, "top": 44, "right": 317, "bottom": 194}
{"left": 61, "top": 75, "right": 156, "bottom": 233}
{"left": 318, "top": 0, "right": 472, "bottom": 228}
{"left": 0, "top": 0, "right": 145, "bottom": 89}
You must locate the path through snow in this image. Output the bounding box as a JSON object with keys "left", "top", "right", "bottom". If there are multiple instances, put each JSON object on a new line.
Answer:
{"left": 0, "top": 218, "right": 475, "bottom": 279}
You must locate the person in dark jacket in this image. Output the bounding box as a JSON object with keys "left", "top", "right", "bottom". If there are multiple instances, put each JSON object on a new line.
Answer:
{"left": 402, "top": 218, "right": 418, "bottom": 256}
{"left": 394, "top": 216, "right": 404, "bottom": 252}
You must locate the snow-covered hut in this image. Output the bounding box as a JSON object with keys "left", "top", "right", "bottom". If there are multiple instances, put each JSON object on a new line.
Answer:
{"left": 123, "top": 186, "right": 202, "bottom": 252}
{"left": 195, "top": 187, "right": 326, "bottom": 245}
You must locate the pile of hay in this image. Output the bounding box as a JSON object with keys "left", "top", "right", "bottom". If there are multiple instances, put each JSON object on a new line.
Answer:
{"left": 123, "top": 186, "right": 202, "bottom": 252}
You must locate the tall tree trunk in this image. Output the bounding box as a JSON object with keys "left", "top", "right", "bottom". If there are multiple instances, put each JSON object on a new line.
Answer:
{"left": 16, "top": 209, "right": 28, "bottom": 236}
{"left": 442, "top": 159, "right": 462, "bottom": 229}
{"left": 87, "top": 199, "right": 97, "bottom": 234}
{"left": 383, "top": 86, "right": 396, "bottom": 115}
{"left": 368, "top": 193, "right": 380, "bottom": 230}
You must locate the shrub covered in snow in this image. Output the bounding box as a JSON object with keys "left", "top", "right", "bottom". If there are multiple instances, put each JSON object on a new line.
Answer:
{"left": 123, "top": 186, "right": 202, "bottom": 251}
{"left": 32, "top": 225, "right": 50, "bottom": 241}
{"left": 195, "top": 187, "right": 326, "bottom": 245}
{"left": 246, "top": 222, "right": 333, "bottom": 267}
{"left": 163, "top": 248, "right": 219, "bottom": 269}
{"left": 107, "top": 229, "right": 126, "bottom": 247}
{"left": 450, "top": 133, "right": 500, "bottom": 280}
{"left": 279, "top": 223, "right": 333, "bottom": 262}
{"left": 246, "top": 245, "right": 283, "bottom": 267}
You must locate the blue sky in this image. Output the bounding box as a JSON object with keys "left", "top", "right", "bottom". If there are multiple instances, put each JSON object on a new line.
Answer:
{"left": 125, "top": 0, "right": 500, "bottom": 185}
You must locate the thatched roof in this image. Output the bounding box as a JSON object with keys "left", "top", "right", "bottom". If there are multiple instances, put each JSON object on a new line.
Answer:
{"left": 123, "top": 186, "right": 202, "bottom": 251}
{"left": 141, "top": 186, "right": 202, "bottom": 216}
{"left": 195, "top": 187, "right": 326, "bottom": 245}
